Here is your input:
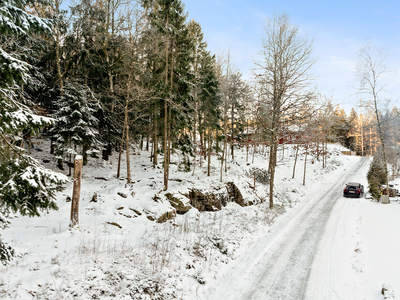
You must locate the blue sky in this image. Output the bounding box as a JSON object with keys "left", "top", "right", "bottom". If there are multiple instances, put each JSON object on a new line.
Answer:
{"left": 183, "top": 0, "right": 400, "bottom": 113}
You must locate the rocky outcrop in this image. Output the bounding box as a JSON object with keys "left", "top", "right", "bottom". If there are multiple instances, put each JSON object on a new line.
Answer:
{"left": 188, "top": 189, "right": 226, "bottom": 212}
{"left": 188, "top": 182, "right": 246, "bottom": 212}
{"left": 165, "top": 193, "right": 191, "bottom": 214}
{"left": 226, "top": 182, "right": 244, "bottom": 206}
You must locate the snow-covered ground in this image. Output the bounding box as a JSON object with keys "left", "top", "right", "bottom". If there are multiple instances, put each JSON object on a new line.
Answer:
{"left": 0, "top": 138, "right": 399, "bottom": 299}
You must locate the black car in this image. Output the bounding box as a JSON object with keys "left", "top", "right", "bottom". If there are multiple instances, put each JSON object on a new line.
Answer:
{"left": 343, "top": 182, "right": 364, "bottom": 198}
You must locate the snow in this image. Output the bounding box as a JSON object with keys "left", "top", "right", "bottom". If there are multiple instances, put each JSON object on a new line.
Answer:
{"left": 1, "top": 138, "right": 400, "bottom": 299}
{"left": 304, "top": 159, "right": 400, "bottom": 300}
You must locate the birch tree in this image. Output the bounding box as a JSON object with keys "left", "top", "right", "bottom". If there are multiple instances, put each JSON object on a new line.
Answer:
{"left": 356, "top": 43, "right": 390, "bottom": 194}
{"left": 255, "top": 13, "right": 315, "bottom": 209}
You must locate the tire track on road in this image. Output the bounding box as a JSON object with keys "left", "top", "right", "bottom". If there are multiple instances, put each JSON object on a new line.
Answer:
{"left": 244, "top": 157, "right": 369, "bottom": 300}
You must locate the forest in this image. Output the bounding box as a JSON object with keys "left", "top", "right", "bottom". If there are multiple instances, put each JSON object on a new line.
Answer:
{"left": 1, "top": 0, "right": 399, "bottom": 264}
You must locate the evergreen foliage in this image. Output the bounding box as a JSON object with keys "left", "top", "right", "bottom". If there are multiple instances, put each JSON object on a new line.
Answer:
{"left": 0, "top": 80, "right": 67, "bottom": 266}
{"left": 367, "top": 152, "right": 386, "bottom": 200}
{"left": 0, "top": 0, "right": 51, "bottom": 88}
{"left": 246, "top": 167, "right": 270, "bottom": 184}
{"left": 0, "top": 0, "right": 68, "bottom": 264}
{"left": 198, "top": 51, "right": 221, "bottom": 133}
{"left": 50, "top": 82, "right": 102, "bottom": 165}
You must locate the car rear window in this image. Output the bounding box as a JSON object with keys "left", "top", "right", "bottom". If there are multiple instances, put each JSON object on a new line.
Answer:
{"left": 347, "top": 186, "right": 357, "bottom": 190}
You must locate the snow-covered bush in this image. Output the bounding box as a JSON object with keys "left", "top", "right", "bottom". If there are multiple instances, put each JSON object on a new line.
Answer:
{"left": 246, "top": 167, "right": 270, "bottom": 184}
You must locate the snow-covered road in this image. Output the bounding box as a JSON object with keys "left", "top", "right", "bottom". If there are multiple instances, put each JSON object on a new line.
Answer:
{"left": 199, "top": 156, "right": 371, "bottom": 300}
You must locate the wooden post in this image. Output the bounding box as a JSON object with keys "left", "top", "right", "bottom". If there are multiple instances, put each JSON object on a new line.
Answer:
{"left": 70, "top": 155, "right": 83, "bottom": 227}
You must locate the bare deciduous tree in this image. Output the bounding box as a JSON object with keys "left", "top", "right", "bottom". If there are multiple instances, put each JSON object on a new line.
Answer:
{"left": 255, "top": 13, "right": 316, "bottom": 209}
{"left": 356, "top": 43, "right": 390, "bottom": 194}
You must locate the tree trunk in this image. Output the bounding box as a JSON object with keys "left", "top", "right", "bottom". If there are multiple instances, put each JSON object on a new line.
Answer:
{"left": 83, "top": 145, "right": 88, "bottom": 166}
{"left": 303, "top": 153, "right": 307, "bottom": 185}
{"left": 126, "top": 123, "right": 131, "bottom": 184}
{"left": 220, "top": 137, "right": 224, "bottom": 182}
{"left": 269, "top": 142, "right": 277, "bottom": 209}
{"left": 68, "top": 154, "right": 72, "bottom": 177}
{"left": 117, "top": 123, "right": 126, "bottom": 178}
{"left": 231, "top": 102, "right": 234, "bottom": 160}
{"left": 70, "top": 155, "right": 83, "bottom": 227}
{"left": 68, "top": 138, "right": 72, "bottom": 176}
{"left": 207, "top": 131, "right": 211, "bottom": 176}
{"left": 125, "top": 74, "right": 131, "bottom": 184}
{"left": 252, "top": 142, "right": 256, "bottom": 164}
{"left": 55, "top": 0, "right": 63, "bottom": 98}
{"left": 57, "top": 158, "right": 64, "bottom": 170}
{"left": 153, "top": 115, "right": 158, "bottom": 166}
{"left": 28, "top": 134, "right": 31, "bottom": 156}
{"left": 292, "top": 146, "right": 299, "bottom": 179}
{"left": 224, "top": 134, "right": 228, "bottom": 173}
{"left": 163, "top": 14, "right": 170, "bottom": 191}
{"left": 102, "top": 148, "right": 109, "bottom": 161}
{"left": 166, "top": 39, "right": 174, "bottom": 185}
{"left": 146, "top": 132, "right": 149, "bottom": 151}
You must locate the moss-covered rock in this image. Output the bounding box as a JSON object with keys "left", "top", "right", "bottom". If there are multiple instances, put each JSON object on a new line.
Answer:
{"left": 164, "top": 193, "right": 191, "bottom": 214}
{"left": 156, "top": 210, "right": 177, "bottom": 223}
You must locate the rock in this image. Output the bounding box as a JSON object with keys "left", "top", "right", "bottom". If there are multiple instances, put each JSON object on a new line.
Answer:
{"left": 147, "top": 215, "right": 155, "bottom": 221}
{"left": 106, "top": 222, "right": 122, "bottom": 228}
{"left": 170, "top": 178, "right": 183, "bottom": 182}
{"left": 117, "top": 206, "right": 124, "bottom": 210}
{"left": 382, "top": 284, "right": 395, "bottom": 299}
{"left": 90, "top": 192, "right": 98, "bottom": 203}
{"left": 66, "top": 196, "right": 71, "bottom": 202}
{"left": 189, "top": 189, "right": 225, "bottom": 211}
{"left": 95, "top": 176, "right": 109, "bottom": 181}
{"left": 153, "top": 194, "right": 161, "bottom": 202}
{"left": 165, "top": 193, "right": 191, "bottom": 214}
{"left": 119, "top": 212, "right": 133, "bottom": 218}
{"left": 208, "top": 235, "right": 228, "bottom": 254}
{"left": 42, "top": 159, "right": 50, "bottom": 163}
{"left": 193, "top": 272, "right": 206, "bottom": 284}
{"left": 117, "top": 192, "right": 128, "bottom": 198}
{"left": 129, "top": 208, "right": 142, "bottom": 216}
{"left": 226, "top": 182, "right": 245, "bottom": 206}
{"left": 189, "top": 183, "right": 246, "bottom": 211}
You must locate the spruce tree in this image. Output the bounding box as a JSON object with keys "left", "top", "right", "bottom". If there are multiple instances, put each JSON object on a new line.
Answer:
{"left": 50, "top": 82, "right": 102, "bottom": 171}
{"left": 0, "top": 0, "right": 68, "bottom": 264}
{"left": 367, "top": 152, "right": 386, "bottom": 200}
{"left": 142, "top": 0, "right": 195, "bottom": 189}
{"left": 198, "top": 51, "right": 221, "bottom": 175}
